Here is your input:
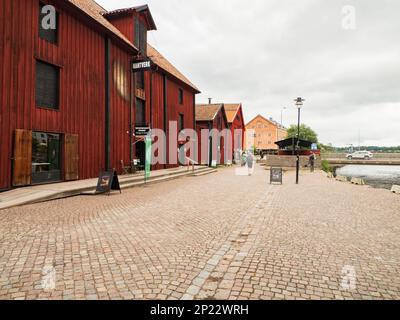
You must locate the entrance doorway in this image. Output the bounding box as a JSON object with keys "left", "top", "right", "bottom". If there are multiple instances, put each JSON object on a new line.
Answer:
{"left": 32, "top": 132, "right": 61, "bottom": 184}
{"left": 135, "top": 140, "right": 145, "bottom": 171}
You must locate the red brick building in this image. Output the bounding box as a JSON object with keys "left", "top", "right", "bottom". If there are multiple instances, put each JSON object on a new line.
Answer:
{"left": 0, "top": 0, "right": 199, "bottom": 191}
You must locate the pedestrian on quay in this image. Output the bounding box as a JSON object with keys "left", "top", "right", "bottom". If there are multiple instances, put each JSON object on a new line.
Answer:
{"left": 309, "top": 152, "right": 316, "bottom": 172}
{"left": 247, "top": 151, "right": 254, "bottom": 176}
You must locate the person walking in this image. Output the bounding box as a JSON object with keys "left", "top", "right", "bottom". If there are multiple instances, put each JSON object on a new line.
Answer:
{"left": 247, "top": 151, "right": 254, "bottom": 176}
{"left": 309, "top": 152, "right": 316, "bottom": 173}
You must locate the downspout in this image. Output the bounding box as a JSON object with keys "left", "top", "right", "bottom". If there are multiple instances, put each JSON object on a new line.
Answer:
{"left": 105, "top": 37, "right": 111, "bottom": 171}
{"left": 163, "top": 74, "right": 167, "bottom": 168}
{"left": 150, "top": 70, "right": 153, "bottom": 126}
{"left": 129, "top": 59, "right": 134, "bottom": 166}
{"left": 193, "top": 93, "right": 196, "bottom": 163}
{"left": 208, "top": 120, "right": 212, "bottom": 167}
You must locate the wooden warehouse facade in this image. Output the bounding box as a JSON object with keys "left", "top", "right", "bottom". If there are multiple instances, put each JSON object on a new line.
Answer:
{"left": 0, "top": 0, "right": 200, "bottom": 191}
{"left": 224, "top": 104, "right": 246, "bottom": 161}
{"left": 195, "top": 104, "right": 230, "bottom": 166}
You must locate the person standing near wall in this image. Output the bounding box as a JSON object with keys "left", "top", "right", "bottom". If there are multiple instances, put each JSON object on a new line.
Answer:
{"left": 309, "top": 152, "right": 316, "bottom": 172}
{"left": 247, "top": 151, "right": 254, "bottom": 176}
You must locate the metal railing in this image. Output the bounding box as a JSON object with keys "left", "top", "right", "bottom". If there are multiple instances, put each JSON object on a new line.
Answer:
{"left": 186, "top": 157, "right": 198, "bottom": 173}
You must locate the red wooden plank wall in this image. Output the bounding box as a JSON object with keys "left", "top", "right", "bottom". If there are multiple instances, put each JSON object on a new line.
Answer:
{"left": 0, "top": 0, "right": 118, "bottom": 189}
{"left": 109, "top": 42, "right": 132, "bottom": 174}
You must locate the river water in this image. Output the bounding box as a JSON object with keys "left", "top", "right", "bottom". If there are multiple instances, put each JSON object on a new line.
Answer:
{"left": 335, "top": 165, "right": 400, "bottom": 189}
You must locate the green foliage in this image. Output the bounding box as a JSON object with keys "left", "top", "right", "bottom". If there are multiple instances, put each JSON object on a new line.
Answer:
{"left": 321, "top": 160, "right": 332, "bottom": 173}
{"left": 319, "top": 143, "right": 335, "bottom": 152}
{"left": 287, "top": 124, "right": 318, "bottom": 143}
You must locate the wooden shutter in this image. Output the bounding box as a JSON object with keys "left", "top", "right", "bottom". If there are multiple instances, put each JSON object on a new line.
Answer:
{"left": 13, "top": 129, "right": 32, "bottom": 187}
{"left": 64, "top": 134, "right": 79, "bottom": 181}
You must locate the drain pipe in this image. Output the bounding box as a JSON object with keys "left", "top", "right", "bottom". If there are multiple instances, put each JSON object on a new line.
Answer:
{"left": 105, "top": 37, "right": 111, "bottom": 171}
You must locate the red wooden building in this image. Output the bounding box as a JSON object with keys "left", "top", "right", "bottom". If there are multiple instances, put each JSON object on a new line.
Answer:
{"left": 224, "top": 104, "right": 246, "bottom": 162}
{"left": 195, "top": 104, "right": 230, "bottom": 166}
{"left": 0, "top": 0, "right": 200, "bottom": 191}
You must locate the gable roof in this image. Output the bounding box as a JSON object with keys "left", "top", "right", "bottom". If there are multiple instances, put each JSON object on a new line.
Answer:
{"left": 148, "top": 44, "right": 200, "bottom": 93}
{"left": 67, "top": 0, "right": 137, "bottom": 51}
{"left": 224, "top": 104, "right": 242, "bottom": 123}
{"left": 103, "top": 5, "right": 157, "bottom": 30}
{"left": 66, "top": 2, "right": 200, "bottom": 94}
{"left": 246, "top": 114, "right": 279, "bottom": 127}
{"left": 195, "top": 104, "right": 224, "bottom": 121}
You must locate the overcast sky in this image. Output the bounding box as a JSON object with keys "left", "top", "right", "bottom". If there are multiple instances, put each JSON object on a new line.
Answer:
{"left": 98, "top": 0, "right": 400, "bottom": 147}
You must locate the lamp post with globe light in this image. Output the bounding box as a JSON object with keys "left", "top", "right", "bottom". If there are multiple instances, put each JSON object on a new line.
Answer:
{"left": 294, "top": 97, "right": 305, "bottom": 184}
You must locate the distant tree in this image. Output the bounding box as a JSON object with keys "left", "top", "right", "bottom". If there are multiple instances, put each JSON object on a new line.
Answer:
{"left": 286, "top": 124, "right": 318, "bottom": 143}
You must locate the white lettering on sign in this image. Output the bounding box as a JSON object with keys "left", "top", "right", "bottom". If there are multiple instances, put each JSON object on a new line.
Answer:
{"left": 133, "top": 61, "right": 151, "bottom": 70}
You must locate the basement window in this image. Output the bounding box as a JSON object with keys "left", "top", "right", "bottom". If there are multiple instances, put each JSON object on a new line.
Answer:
{"left": 135, "top": 98, "right": 146, "bottom": 126}
{"left": 179, "top": 88, "right": 184, "bottom": 104}
{"left": 35, "top": 60, "right": 60, "bottom": 109}
{"left": 178, "top": 114, "right": 184, "bottom": 132}
{"left": 134, "top": 16, "right": 147, "bottom": 57}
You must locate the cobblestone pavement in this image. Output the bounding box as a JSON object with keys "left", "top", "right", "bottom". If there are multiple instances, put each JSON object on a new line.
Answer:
{"left": 1, "top": 165, "right": 400, "bottom": 300}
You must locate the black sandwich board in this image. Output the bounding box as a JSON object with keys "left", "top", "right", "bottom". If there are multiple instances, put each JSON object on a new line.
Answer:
{"left": 96, "top": 170, "right": 121, "bottom": 195}
{"left": 270, "top": 167, "right": 283, "bottom": 185}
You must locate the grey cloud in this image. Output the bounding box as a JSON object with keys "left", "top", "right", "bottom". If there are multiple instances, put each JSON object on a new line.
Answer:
{"left": 98, "top": 0, "right": 400, "bottom": 146}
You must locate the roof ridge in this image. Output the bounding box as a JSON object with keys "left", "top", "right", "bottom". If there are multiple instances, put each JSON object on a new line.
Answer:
{"left": 148, "top": 44, "right": 200, "bottom": 93}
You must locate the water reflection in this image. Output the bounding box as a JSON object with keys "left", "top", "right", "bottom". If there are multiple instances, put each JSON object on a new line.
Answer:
{"left": 336, "top": 165, "right": 400, "bottom": 189}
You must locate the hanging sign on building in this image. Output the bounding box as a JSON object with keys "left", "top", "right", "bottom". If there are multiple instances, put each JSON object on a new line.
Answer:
{"left": 132, "top": 59, "right": 152, "bottom": 73}
{"left": 135, "top": 126, "right": 151, "bottom": 137}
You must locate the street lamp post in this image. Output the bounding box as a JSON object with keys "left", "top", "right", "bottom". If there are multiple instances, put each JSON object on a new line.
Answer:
{"left": 280, "top": 107, "right": 287, "bottom": 127}
{"left": 294, "top": 97, "right": 305, "bottom": 184}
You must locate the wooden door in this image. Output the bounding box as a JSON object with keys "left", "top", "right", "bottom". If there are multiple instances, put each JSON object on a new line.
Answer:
{"left": 64, "top": 134, "right": 79, "bottom": 181}
{"left": 13, "top": 129, "right": 32, "bottom": 187}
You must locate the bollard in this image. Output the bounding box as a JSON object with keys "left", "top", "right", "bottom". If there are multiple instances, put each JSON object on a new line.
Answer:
{"left": 336, "top": 175, "right": 348, "bottom": 182}
{"left": 351, "top": 177, "right": 365, "bottom": 185}
{"left": 391, "top": 185, "right": 400, "bottom": 194}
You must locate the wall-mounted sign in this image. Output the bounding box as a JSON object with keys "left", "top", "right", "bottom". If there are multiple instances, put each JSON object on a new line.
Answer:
{"left": 132, "top": 59, "right": 152, "bottom": 73}
{"left": 136, "top": 88, "right": 146, "bottom": 100}
{"left": 135, "top": 126, "right": 151, "bottom": 137}
{"left": 270, "top": 167, "right": 283, "bottom": 184}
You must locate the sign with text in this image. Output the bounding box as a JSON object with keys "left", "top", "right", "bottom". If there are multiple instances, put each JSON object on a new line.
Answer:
{"left": 135, "top": 126, "right": 151, "bottom": 137}
{"left": 270, "top": 167, "right": 283, "bottom": 185}
{"left": 96, "top": 170, "right": 121, "bottom": 195}
{"left": 132, "top": 59, "right": 152, "bottom": 73}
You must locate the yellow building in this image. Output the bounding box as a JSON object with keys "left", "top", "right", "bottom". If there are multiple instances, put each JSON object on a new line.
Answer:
{"left": 245, "top": 115, "right": 287, "bottom": 151}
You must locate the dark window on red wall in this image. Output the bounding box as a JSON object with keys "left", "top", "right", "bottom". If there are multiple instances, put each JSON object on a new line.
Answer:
{"left": 135, "top": 98, "right": 146, "bottom": 126}
{"left": 179, "top": 88, "right": 184, "bottom": 104}
{"left": 178, "top": 114, "right": 184, "bottom": 131}
{"left": 39, "top": 2, "right": 58, "bottom": 44}
{"left": 134, "top": 16, "right": 147, "bottom": 57}
{"left": 218, "top": 116, "right": 222, "bottom": 130}
{"left": 136, "top": 71, "right": 145, "bottom": 89}
{"left": 36, "top": 60, "right": 60, "bottom": 109}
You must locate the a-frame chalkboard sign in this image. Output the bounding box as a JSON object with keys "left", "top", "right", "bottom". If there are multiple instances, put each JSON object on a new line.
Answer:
{"left": 96, "top": 170, "right": 121, "bottom": 195}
